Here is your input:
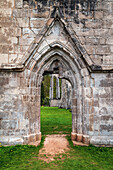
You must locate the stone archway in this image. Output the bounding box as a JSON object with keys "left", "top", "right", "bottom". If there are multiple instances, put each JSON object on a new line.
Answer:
{"left": 0, "top": 15, "right": 91, "bottom": 145}
{"left": 27, "top": 41, "right": 90, "bottom": 144}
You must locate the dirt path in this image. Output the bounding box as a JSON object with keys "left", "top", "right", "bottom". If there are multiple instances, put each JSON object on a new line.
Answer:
{"left": 38, "top": 135, "right": 70, "bottom": 162}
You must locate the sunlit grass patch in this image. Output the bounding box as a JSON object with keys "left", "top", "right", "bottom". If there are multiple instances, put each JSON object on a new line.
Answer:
{"left": 41, "top": 107, "right": 72, "bottom": 135}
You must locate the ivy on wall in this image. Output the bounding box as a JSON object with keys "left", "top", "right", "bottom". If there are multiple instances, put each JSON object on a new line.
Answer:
{"left": 53, "top": 76, "right": 56, "bottom": 99}
{"left": 41, "top": 75, "right": 50, "bottom": 106}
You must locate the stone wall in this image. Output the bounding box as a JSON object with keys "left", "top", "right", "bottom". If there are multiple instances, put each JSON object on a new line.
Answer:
{"left": 89, "top": 73, "right": 113, "bottom": 145}
{"left": 0, "top": 0, "right": 113, "bottom": 146}
{"left": 50, "top": 79, "right": 72, "bottom": 109}
{"left": 0, "top": 70, "right": 41, "bottom": 145}
{"left": 0, "top": 0, "right": 113, "bottom": 65}
{"left": 59, "top": 79, "right": 72, "bottom": 109}
{"left": 50, "top": 99, "right": 59, "bottom": 107}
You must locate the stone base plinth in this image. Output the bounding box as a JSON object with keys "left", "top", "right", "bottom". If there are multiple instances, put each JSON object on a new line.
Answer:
{"left": 71, "top": 132, "right": 77, "bottom": 141}
{"left": 90, "top": 136, "right": 113, "bottom": 146}
{"left": 0, "top": 136, "right": 24, "bottom": 146}
{"left": 36, "top": 132, "right": 41, "bottom": 141}
{"left": 82, "top": 135, "right": 90, "bottom": 144}
{"left": 71, "top": 133, "right": 90, "bottom": 144}
{"left": 0, "top": 133, "right": 41, "bottom": 146}
{"left": 71, "top": 134, "right": 113, "bottom": 146}
{"left": 23, "top": 132, "right": 41, "bottom": 144}
{"left": 77, "top": 134, "right": 83, "bottom": 142}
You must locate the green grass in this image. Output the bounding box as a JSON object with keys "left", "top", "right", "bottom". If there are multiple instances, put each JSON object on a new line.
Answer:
{"left": 41, "top": 106, "right": 72, "bottom": 135}
{"left": 0, "top": 107, "right": 113, "bottom": 170}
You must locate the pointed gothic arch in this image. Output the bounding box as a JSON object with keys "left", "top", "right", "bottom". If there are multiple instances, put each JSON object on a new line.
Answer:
{"left": 20, "top": 15, "right": 93, "bottom": 71}
{"left": 25, "top": 36, "right": 91, "bottom": 143}
{"left": 0, "top": 13, "right": 92, "bottom": 145}
{"left": 19, "top": 15, "right": 92, "bottom": 144}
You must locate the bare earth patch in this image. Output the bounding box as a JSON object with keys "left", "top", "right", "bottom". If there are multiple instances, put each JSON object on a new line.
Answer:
{"left": 38, "top": 134, "right": 70, "bottom": 162}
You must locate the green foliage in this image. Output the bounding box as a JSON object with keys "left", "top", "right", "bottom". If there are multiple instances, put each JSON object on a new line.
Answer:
{"left": 41, "top": 75, "right": 50, "bottom": 106}
{"left": 41, "top": 82, "right": 44, "bottom": 105}
{"left": 43, "top": 75, "right": 50, "bottom": 98}
{"left": 41, "top": 75, "right": 62, "bottom": 105}
{"left": 53, "top": 76, "right": 56, "bottom": 98}
{"left": 42, "top": 97, "right": 50, "bottom": 106}
{"left": 59, "top": 78, "right": 62, "bottom": 98}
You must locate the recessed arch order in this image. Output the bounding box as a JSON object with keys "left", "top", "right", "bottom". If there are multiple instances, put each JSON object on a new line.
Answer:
{"left": 26, "top": 41, "right": 90, "bottom": 144}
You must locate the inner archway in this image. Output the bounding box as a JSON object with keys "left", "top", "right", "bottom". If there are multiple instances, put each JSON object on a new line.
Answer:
{"left": 34, "top": 49, "right": 83, "bottom": 141}
{"left": 40, "top": 66, "right": 73, "bottom": 135}
{"left": 26, "top": 38, "right": 90, "bottom": 144}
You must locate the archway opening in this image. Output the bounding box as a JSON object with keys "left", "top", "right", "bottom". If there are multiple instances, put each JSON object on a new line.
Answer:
{"left": 40, "top": 69, "right": 73, "bottom": 136}
{"left": 32, "top": 46, "right": 85, "bottom": 143}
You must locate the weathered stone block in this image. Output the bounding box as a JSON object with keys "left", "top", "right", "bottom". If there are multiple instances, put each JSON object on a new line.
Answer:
{"left": 71, "top": 132, "right": 77, "bottom": 141}
{"left": 9, "top": 137, "right": 24, "bottom": 145}
{"left": 76, "top": 134, "right": 83, "bottom": 142}
{"left": 0, "top": 54, "right": 8, "bottom": 64}
{"left": 82, "top": 135, "right": 90, "bottom": 144}
{"left": 72, "top": 99, "right": 77, "bottom": 106}
{"left": 1, "top": 120, "right": 18, "bottom": 129}
{"left": 9, "top": 54, "right": 18, "bottom": 63}
{"left": 96, "top": 46, "right": 110, "bottom": 55}
{"left": 106, "top": 38, "right": 113, "bottom": 45}
{"left": 95, "top": 11, "right": 104, "bottom": 19}
{"left": 0, "top": 136, "right": 9, "bottom": 145}
{"left": 17, "top": 18, "right": 29, "bottom": 28}
{"left": 31, "top": 28, "right": 40, "bottom": 35}
{"left": 9, "top": 78, "right": 18, "bottom": 87}
{"left": 0, "top": 8, "right": 12, "bottom": 16}
{"left": 15, "top": 0, "right": 23, "bottom": 9}
{"left": 0, "top": 0, "right": 14, "bottom": 8}
{"left": 36, "top": 132, "right": 41, "bottom": 141}
{"left": 103, "top": 55, "right": 113, "bottom": 65}
{"left": 19, "top": 37, "right": 34, "bottom": 45}
{"left": 1, "top": 27, "right": 21, "bottom": 37}
{"left": 0, "top": 112, "right": 10, "bottom": 119}
{"left": 84, "top": 88, "right": 92, "bottom": 98}
{"left": 0, "top": 45, "right": 14, "bottom": 54}
{"left": 13, "top": 9, "right": 23, "bottom": 18}
{"left": 99, "top": 87, "right": 111, "bottom": 98}
{"left": 0, "top": 77, "right": 9, "bottom": 86}
{"left": 30, "top": 18, "right": 45, "bottom": 28}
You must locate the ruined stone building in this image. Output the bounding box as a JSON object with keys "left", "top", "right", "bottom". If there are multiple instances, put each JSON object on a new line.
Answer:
{"left": 49, "top": 74, "right": 72, "bottom": 109}
{"left": 0, "top": 0, "right": 113, "bottom": 146}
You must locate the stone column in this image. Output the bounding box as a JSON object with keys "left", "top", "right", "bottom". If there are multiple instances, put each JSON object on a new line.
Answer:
{"left": 56, "top": 77, "right": 60, "bottom": 99}
{"left": 49, "top": 74, "right": 53, "bottom": 99}
{"left": 58, "top": 78, "right": 60, "bottom": 99}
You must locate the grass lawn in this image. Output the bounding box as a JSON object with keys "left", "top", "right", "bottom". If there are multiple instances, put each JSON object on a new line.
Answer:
{"left": 0, "top": 107, "right": 113, "bottom": 170}
{"left": 41, "top": 106, "right": 72, "bottom": 135}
